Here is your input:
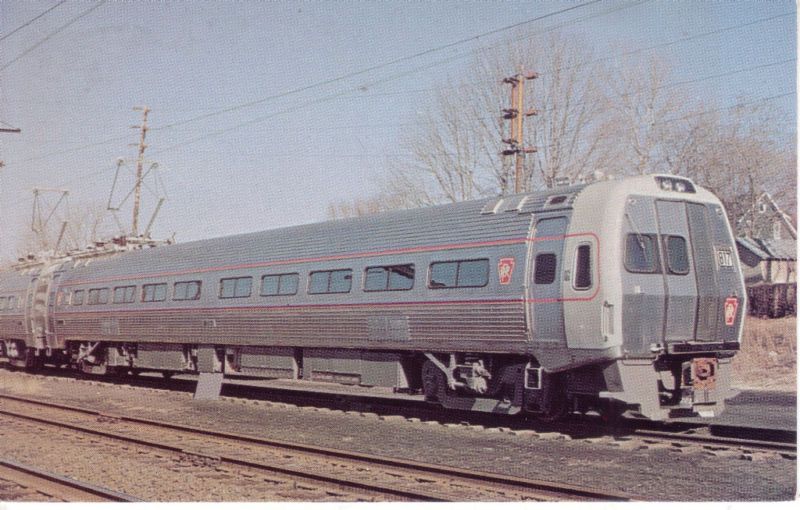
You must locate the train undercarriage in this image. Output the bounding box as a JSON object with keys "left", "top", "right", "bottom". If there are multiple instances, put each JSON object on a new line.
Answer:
{"left": 0, "top": 337, "right": 732, "bottom": 421}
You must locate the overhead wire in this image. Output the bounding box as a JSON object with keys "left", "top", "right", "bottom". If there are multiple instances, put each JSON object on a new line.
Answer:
{"left": 0, "top": 0, "right": 67, "bottom": 43}
{"left": 8, "top": 4, "right": 795, "bottom": 190}
{"left": 0, "top": 0, "right": 107, "bottom": 71}
{"left": 149, "top": 0, "right": 605, "bottom": 132}
{"left": 10, "top": 0, "right": 619, "bottom": 164}
{"left": 14, "top": 8, "right": 794, "bottom": 166}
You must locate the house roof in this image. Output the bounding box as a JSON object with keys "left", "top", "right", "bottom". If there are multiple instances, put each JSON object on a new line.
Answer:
{"left": 736, "top": 237, "right": 797, "bottom": 261}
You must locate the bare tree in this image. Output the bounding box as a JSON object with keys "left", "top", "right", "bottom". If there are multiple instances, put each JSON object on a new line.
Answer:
{"left": 326, "top": 191, "right": 417, "bottom": 219}
{"left": 382, "top": 32, "right": 617, "bottom": 208}
{"left": 606, "top": 55, "right": 692, "bottom": 175}
{"left": 331, "top": 32, "right": 794, "bottom": 234}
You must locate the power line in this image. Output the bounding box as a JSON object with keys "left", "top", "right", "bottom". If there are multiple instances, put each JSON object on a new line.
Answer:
{"left": 162, "top": 91, "right": 798, "bottom": 160}
{"left": 149, "top": 1, "right": 604, "bottom": 132}
{"left": 145, "top": 6, "right": 795, "bottom": 140}
{"left": 0, "top": 0, "right": 107, "bottom": 71}
{"left": 155, "top": 56, "right": 797, "bottom": 153}
{"left": 8, "top": 5, "right": 794, "bottom": 175}
{"left": 11, "top": 52, "right": 795, "bottom": 167}
{"left": 32, "top": 88, "right": 798, "bottom": 198}
{"left": 8, "top": 0, "right": 612, "bottom": 164}
{"left": 0, "top": 0, "right": 67, "bottom": 43}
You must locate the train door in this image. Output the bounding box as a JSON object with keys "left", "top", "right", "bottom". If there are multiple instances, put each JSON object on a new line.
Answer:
{"left": 685, "top": 202, "right": 743, "bottom": 342}
{"left": 655, "top": 200, "right": 698, "bottom": 343}
{"left": 530, "top": 216, "right": 568, "bottom": 344}
{"left": 621, "top": 197, "right": 665, "bottom": 353}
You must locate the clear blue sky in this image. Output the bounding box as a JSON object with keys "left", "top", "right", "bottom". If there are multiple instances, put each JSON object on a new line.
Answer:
{"left": 0, "top": 0, "right": 795, "bottom": 261}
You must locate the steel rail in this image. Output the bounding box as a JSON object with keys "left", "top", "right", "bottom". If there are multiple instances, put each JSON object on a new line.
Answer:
{"left": 622, "top": 428, "right": 796, "bottom": 453}
{"left": 1, "top": 369, "right": 795, "bottom": 450}
{"left": 0, "top": 459, "right": 140, "bottom": 502}
{"left": 0, "top": 393, "right": 633, "bottom": 501}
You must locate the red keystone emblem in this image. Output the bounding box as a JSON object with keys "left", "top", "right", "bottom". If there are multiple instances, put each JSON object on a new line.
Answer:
{"left": 724, "top": 297, "right": 739, "bottom": 326}
{"left": 498, "top": 257, "right": 515, "bottom": 285}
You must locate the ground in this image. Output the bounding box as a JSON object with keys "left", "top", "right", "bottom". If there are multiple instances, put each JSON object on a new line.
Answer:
{"left": 733, "top": 316, "right": 796, "bottom": 391}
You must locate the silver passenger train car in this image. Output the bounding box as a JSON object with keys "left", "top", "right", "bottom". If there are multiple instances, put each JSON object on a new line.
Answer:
{"left": 0, "top": 175, "right": 745, "bottom": 420}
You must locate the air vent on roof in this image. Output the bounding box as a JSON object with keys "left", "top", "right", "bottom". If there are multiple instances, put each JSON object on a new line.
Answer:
{"left": 481, "top": 198, "right": 505, "bottom": 214}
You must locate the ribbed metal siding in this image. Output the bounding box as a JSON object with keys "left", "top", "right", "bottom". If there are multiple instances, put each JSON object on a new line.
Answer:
{"left": 55, "top": 301, "right": 528, "bottom": 353}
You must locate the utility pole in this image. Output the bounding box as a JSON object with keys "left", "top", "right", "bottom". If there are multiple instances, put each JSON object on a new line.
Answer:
{"left": 130, "top": 106, "right": 150, "bottom": 236}
{"left": 501, "top": 70, "right": 538, "bottom": 193}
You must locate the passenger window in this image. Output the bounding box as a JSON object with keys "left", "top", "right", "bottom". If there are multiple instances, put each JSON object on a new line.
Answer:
{"left": 429, "top": 262, "right": 457, "bottom": 288}
{"left": 72, "top": 290, "right": 84, "bottom": 306}
{"left": 113, "top": 285, "right": 136, "bottom": 304}
{"left": 219, "top": 277, "right": 252, "bottom": 298}
{"left": 458, "top": 260, "right": 489, "bottom": 287}
{"left": 142, "top": 283, "right": 167, "bottom": 302}
{"left": 429, "top": 259, "right": 489, "bottom": 288}
{"left": 308, "top": 269, "right": 352, "bottom": 294}
{"left": 573, "top": 245, "right": 592, "bottom": 290}
{"left": 364, "top": 264, "right": 415, "bottom": 292}
{"left": 308, "top": 272, "right": 330, "bottom": 294}
{"left": 624, "top": 234, "right": 660, "bottom": 273}
{"left": 174, "top": 281, "right": 202, "bottom": 301}
{"left": 9, "top": 296, "right": 16, "bottom": 309}
{"left": 534, "top": 253, "right": 557, "bottom": 285}
{"left": 88, "top": 288, "right": 109, "bottom": 305}
{"left": 664, "top": 236, "right": 690, "bottom": 275}
{"left": 0, "top": 297, "right": 6, "bottom": 310}
{"left": 260, "top": 273, "right": 299, "bottom": 296}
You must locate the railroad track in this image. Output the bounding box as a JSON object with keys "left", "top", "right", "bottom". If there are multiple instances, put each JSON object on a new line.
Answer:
{"left": 0, "top": 393, "right": 634, "bottom": 502}
{"left": 618, "top": 426, "right": 796, "bottom": 454}
{"left": 0, "top": 459, "right": 138, "bottom": 502}
{"left": 2, "top": 367, "right": 796, "bottom": 454}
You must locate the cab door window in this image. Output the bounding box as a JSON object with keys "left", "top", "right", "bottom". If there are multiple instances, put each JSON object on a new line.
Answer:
{"left": 663, "top": 235, "right": 690, "bottom": 275}
{"left": 624, "top": 234, "right": 660, "bottom": 273}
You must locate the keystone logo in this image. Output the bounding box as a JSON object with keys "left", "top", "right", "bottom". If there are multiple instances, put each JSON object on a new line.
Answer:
{"left": 724, "top": 297, "right": 739, "bottom": 326}
{"left": 498, "top": 257, "right": 515, "bottom": 285}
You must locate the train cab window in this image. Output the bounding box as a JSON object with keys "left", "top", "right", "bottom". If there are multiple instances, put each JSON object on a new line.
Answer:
{"left": 113, "top": 285, "right": 136, "bottom": 304}
{"left": 308, "top": 269, "right": 352, "bottom": 294}
{"left": 219, "top": 277, "right": 252, "bottom": 299}
{"left": 429, "top": 259, "right": 489, "bottom": 288}
{"left": 573, "top": 245, "right": 592, "bottom": 290}
{"left": 364, "top": 264, "right": 415, "bottom": 292}
{"left": 624, "top": 234, "right": 660, "bottom": 274}
{"left": 260, "top": 273, "right": 299, "bottom": 296}
{"left": 72, "top": 290, "right": 84, "bottom": 305}
{"left": 142, "top": 283, "right": 167, "bottom": 302}
{"left": 174, "top": 280, "right": 202, "bottom": 301}
{"left": 9, "top": 296, "right": 17, "bottom": 309}
{"left": 534, "top": 254, "right": 557, "bottom": 285}
{"left": 664, "top": 235, "right": 690, "bottom": 275}
{"left": 0, "top": 297, "right": 6, "bottom": 311}
{"left": 87, "top": 288, "right": 109, "bottom": 305}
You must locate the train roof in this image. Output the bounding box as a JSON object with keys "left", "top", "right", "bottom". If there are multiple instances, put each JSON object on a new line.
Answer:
{"left": 57, "top": 183, "right": 588, "bottom": 283}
